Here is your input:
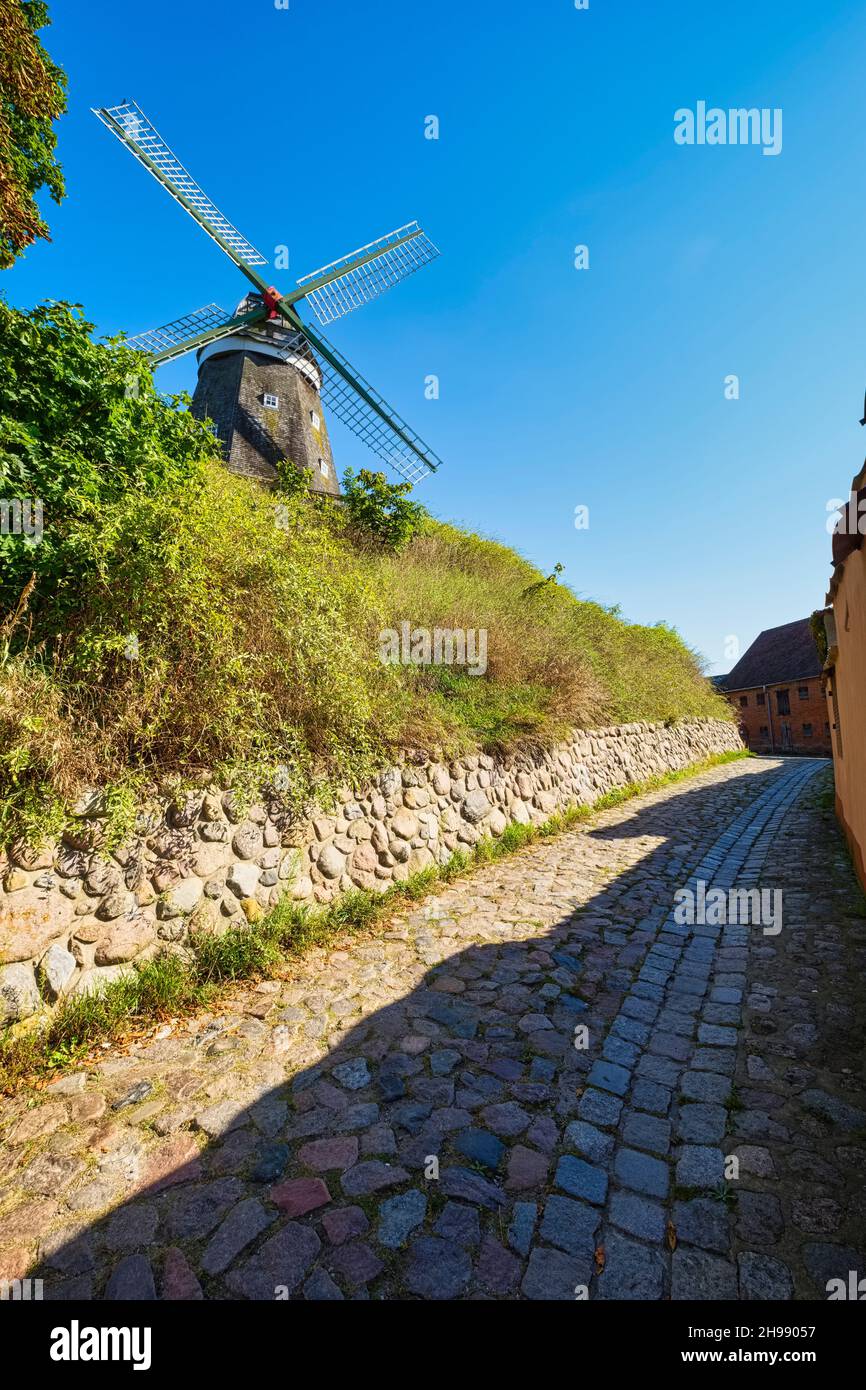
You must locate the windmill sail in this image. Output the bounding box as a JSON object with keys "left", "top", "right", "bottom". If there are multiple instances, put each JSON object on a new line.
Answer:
{"left": 92, "top": 99, "right": 445, "bottom": 482}
{"left": 93, "top": 102, "right": 269, "bottom": 273}
{"left": 295, "top": 223, "right": 439, "bottom": 326}
{"left": 277, "top": 322, "right": 441, "bottom": 484}
{"left": 122, "top": 302, "right": 269, "bottom": 366}
{"left": 124, "top": 304, "right": 231, "bottom": 359}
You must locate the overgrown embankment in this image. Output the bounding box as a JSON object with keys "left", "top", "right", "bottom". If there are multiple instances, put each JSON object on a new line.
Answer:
{"left": 0, "top": 299, "right": 731, "bottom": 847}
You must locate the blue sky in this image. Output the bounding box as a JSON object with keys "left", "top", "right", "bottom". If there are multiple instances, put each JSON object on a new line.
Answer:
{"left": 6, "top": 0, "right": 866, "bottom": 673}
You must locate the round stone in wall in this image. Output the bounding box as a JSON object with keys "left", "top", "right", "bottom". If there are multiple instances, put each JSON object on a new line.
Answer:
{"left": 0, "top": 962, "right": 40, "bottom": 1021}
{"left": 462, "top": 790, "right": 491, "bottom": 824}
{"left": 317, "top": 843, "right": 347, "bottom": 879}
{"left": 39, "top": 943, "right": 77, "bottom": 1000}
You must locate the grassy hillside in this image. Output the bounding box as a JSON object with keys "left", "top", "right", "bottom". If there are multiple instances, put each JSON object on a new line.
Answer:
{"left": 0, "top": 300, "right": 730, "bottom": 845}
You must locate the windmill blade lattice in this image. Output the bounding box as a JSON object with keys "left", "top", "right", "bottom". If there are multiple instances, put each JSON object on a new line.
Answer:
{"left": 123, "top": 304, "right": 232, "bottom": 359}
{"left": 92, "top": 98, "right": 446, "bottom": 488}
{"left": 278, "top": 324, "right": 441, "bottom": 483}
{"left": 295, "top": 223, "right": 439, "bottom": 326}
{"left": 93, "top": 102, "right": 268, "bottom": 270}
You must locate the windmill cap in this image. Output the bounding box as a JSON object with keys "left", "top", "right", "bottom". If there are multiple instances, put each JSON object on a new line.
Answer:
{"left": 233, "top": 291, "right": 264, "bottom": 316}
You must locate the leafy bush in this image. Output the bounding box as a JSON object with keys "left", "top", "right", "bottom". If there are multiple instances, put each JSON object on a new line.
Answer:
{"left": 0, "top": 300, "right": 212, "bottom": 630}
{"left": 341, "top": 466, "right": 426, "bottom": 551}
{"left": 0, "top": 459, "right": 403, "bottom": 839}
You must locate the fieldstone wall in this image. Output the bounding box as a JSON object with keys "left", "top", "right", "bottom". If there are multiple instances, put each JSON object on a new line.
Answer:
{"left": 0, "top": 718, "right": 742, "bottom": 1024}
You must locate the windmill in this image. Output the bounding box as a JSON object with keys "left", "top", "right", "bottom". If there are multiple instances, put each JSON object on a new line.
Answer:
{"left": 92, "top": 102, "right": 443, "bottom": 496}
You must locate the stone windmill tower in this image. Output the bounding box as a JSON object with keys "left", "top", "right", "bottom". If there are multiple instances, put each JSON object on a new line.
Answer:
{"left": 92, "top": 101, "right": 444, "bottom": 492}
{"left": 191, "top": 293, "right": 339, "bottom": 495}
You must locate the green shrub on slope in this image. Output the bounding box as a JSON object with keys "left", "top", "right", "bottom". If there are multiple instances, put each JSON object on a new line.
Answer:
{"left": 0, "top": 300, "right": 730, "bottom": 844}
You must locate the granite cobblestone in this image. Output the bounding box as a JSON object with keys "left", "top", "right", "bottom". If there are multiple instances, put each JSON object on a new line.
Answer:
{"left": 3, "top": 754, "right": 864, "bottom": 1300}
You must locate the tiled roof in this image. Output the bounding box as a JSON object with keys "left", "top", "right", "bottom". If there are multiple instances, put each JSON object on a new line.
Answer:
{"left": 719, "top": 619, "right": 822, "bottom": 691}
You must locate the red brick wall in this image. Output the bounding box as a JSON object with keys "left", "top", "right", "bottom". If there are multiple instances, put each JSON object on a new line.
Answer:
{"left": 723, "top": 679, "right": 831, "bottom": 755}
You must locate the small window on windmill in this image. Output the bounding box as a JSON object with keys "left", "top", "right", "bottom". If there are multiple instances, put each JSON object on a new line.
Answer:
{"left": 310, "top": 410, "right": 321, "bottom": 432}
{"left": 263, "top": 393, "right": 279, "bottom": 409}
{"left": 318, "top": 457, "right": 330, "bottom": 475}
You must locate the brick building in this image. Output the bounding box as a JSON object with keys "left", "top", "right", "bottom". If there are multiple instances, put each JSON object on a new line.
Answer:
{"left": 717, "top": 619, "right": 831, "bottom": 755}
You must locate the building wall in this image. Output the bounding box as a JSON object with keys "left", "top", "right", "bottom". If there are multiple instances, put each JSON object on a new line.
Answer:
{"left": 192, "top": 349, "right": 339, "bottom": 497}
{"left": 724, "top": 679, "right": 832, "bottom": 755}
{"left": 828, "top": 546, "right": 866, "bottom": 888}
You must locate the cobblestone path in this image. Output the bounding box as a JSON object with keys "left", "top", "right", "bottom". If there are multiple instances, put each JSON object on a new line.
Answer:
{"left": 2, "top": 754, "right": 865, "bottom": 1301}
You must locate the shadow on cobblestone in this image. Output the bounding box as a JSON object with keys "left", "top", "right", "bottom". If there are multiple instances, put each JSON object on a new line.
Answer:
{"left": 4, "top": 756, "right": 866, "bottom": 1301}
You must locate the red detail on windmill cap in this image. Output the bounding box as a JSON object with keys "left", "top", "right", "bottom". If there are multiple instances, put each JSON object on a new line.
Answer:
{"left": 263, "top": 286, "right": 283, "bottom": 319}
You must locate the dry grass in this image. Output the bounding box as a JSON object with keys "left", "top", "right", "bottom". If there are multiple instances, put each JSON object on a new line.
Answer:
{"left": 0, "top": 464, "right": 731, "bottom": 845}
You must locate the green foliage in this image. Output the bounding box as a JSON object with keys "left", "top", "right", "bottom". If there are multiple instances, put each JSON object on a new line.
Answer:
{"left": 0, "top": 407, "right": 402, "bottom": 842}
{"left": 0, "top": 299, "right": 731, "bottom": 847}
{"left": 0, "top": 1, "right": 67, "bottom": 267}
{"left": 274, "top": 455, "right": 313, "bottom": 499}
{"left": 341, "top": 466, "right": 426, "bottom": 551}
{"left": 0, "top": 300, "right": 212, "bottom": 626}
{"left": 520, "top": 560, "right": 563, "bottom": 599}
{"left": 424, "top": 667, "right": 554, "bottom": 746}
{"left": 809, "top": 608, "right": 829, "bottom": 665}
{"left": 0, "top": 456, "right": 401, "bottom": 827}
